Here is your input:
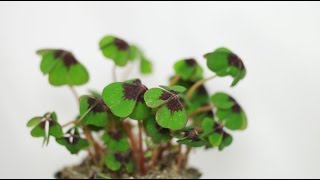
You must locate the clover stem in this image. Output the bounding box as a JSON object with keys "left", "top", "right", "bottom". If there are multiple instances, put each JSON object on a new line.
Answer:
{"left": 69, "top": 86, "right": 80, "bottom": 103}
{"left": 169, "top": 75, "right": 180, "bottom": 86}
{"left": 138, "top": 121, "right": 146, "bottom": 175}
{"left": 177, "top": 144, "right": 184, "bottom": 169}
{"left": 188, "top": 105, "right": 214, "bottom": 118}
{"left": 61, "top": 120, "right": 75, "bottom": 128}
{"left": 122, "top": 62, "right": 134, "bottom": 81}
{"left": 185, "top": 75, "right": 217, "bottom": 99}
{"left": 183, "top": 146, "right": 192, "bottom": 168}
{"left": 83, "top": 125, "right": 100, "bottom": 165}
{"left": 121, "top": 121, "right": 140, "bottom": 172}
{"left": 112, "top": 64, "right": 117, "bottom": 82}
{"left": 151, "top": 145, "right": 160, "bottom": 166}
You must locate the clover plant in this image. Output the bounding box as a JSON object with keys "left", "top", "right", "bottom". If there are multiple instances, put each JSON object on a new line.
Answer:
{"left": 28, "top": 35, "right": 247, "bottom": 177}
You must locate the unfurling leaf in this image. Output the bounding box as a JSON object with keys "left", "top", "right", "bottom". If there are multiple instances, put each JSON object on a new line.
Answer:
{"left": 36, "top": 49, "right": 89, "bottom": 86}
{"left": 205, "top": 48, "right": 246, "bottom": 87}
{"left": 28, "top": 112, "right": 63, "bottom": 146}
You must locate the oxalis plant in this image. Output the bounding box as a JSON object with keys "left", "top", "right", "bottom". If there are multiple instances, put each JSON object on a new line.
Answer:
{"left": 27, "top": 35, "right": 247, "bottom": 178}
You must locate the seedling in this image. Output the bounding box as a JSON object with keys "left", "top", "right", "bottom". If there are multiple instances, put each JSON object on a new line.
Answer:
{"left": 27, "top": 35, "right": 248, "bottom": 179}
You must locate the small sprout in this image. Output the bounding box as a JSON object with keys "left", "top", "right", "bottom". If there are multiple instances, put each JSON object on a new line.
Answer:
{"left": 211, "top": 92, "right": 247, "bottom": 130}
{"left": 80, "top": 96, "right": 109, "bottom": 127}
{"left": 174, "top": 58, "right": 203, "bottom": 81}
{"left": 37, "top": 49, "right": 89, "bottom": 86}
{"left": 99, "top": 35, "right": 134, "bottom": 67}
{"left": 204, "top": 47, "right": 246, "bottom": 87}
{"left": 56, "top": 127, "right": 89, "bottom": 154}
{"left": 144, "top": 86, "right": 188, "bottom": 130}
{"left": 143, "top": 117, "right": 171, "bottom": 144}
{"left": 27, "top": 112, "right": 63, "bottom": 146}
{"left": 102, "top": 130, "right": 130, "bottom": 153}
{"left": 102, "top": 79, "right": 149, "bottom": 118}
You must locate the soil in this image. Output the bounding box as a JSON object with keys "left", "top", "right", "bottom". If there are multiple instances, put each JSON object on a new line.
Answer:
{"left": 55, "top": 153, "right": 202, "bottom": 179}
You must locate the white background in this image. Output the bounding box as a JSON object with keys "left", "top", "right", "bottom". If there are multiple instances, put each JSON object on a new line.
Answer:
{"left": 0, "top": 2, "right": 320, "bottom": 178}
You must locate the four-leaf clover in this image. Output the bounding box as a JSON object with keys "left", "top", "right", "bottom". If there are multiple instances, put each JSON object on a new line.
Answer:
{"left": 80, "top": 95, "right": 109, "bottom": 127}
{"left": 99, "top": 35, "right": 135, "bottom": 67}
{"left": 174, "top": 58, "right": 203, "bottom": 81}
{"left": 37, "top": 49, "right": 89, "bottom": 86}
{"left": 144, "top": 85, "right": 188, "bottom": 130}
{"left": 205, "top": 47, "right": 246, "bottom": 87}
{"left": 102, "top": 79, "right": 150, "bottom": 120}
{"left": 211, "top": 92, "right": 247, "bottom": 130}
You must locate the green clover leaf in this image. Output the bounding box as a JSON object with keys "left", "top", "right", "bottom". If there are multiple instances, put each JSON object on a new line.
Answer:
{"left": 140, "top": 56, "right": 153, "bottom": 74}
{"left": 104, "top": 152, "right": 134, "bottom": 173}
{"left": 174, "top": 58, "right": 203, "bottom": 81}
{"left": 204, "top": 47, "right": 246, "bottom": 87}
{"left": 219, "top": 132, "right": 233, "bottom": 151}
{"left": 104, "top": 154, "right": 122, "bottom": 171}
{"left": 210, "top": 92, "right": 236, "bottom": 109}
{"left": 211, "top": 92, "right": 247, "bottom": 131}
{"left": 99, "top": 35, "right": 134, "bottom": 67}
{"left": 143, "top": 117, "right": 171, "bottom": 144}
{"left": 144, "top": 86, "right": 188, "bottom": 130}
{"left": 37, "top": 49, "right": 89, "bottom": 86}
{"left": 201, "top": 117, "right": 215, "bottom": 134}
{"left": 80, "top": 96, "right": 109, "bottom": 127}
{"left": 102, "top": 131, "right": 130, "bottom": 153}
{"left": 208, "top": 132, "right": 223, "bottom": 147}
{"left": 102, "top": 79, "right": 149, "bottom": 118}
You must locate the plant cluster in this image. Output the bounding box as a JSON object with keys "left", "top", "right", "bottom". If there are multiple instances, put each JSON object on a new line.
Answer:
{"left": 27, "top": 35, "right": 247, "bottom": 176}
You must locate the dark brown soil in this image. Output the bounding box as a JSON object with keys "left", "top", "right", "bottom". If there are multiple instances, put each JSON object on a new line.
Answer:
{"left": 55, "top": 153, "right": 201, "bottom": 179}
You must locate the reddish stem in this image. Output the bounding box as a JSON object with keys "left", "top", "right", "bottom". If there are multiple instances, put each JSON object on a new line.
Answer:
{"left": 138, "top": 121, "right": 146, "bottom": 175}
{"left": 121, "top": 121, "right": 140, "bottom": 171}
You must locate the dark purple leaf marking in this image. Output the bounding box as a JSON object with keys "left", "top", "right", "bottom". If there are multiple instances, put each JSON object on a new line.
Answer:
{"left": 108, "top": 131, "right": 122, "bottom": 141}
{"left": 231, "top": 103, "right": 241, "bottom": 113}
{"left": 55, "top": 50, "right": 78, "bottom": 68}
{"left": 185, "top": 58, "right": 197, "bottom": 67}
{"left": 114, "top": 38, "right": 129, "bottom": 50}
{"left": 123, "top": 80, "right": 147, "bottom": 101}
{"left": 228, "top": 53, "right": 244, "bottom": 70}
{"left": 166, "top": 98, "right": 183, "bottom": 113}
{"left": 214, "top": 123, "right": 224, "bottom": 134}
{"left": 88, "top": 97, "right": 108, "bottom": 113}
